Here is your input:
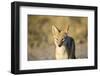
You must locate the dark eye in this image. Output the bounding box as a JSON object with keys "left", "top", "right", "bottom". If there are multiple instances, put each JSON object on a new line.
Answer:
{"left": 57, "top": 38, "right": 58, "bottom": 40}
{"left": 56, "top": 38, "right": 58, "bottom": 41}
{"left": 62, "top": 38, "right": 64, "bottom": 41}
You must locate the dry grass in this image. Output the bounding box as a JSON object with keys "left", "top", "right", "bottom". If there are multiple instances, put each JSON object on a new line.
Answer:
{"left": 28, "top": 15, "right": 88, "bottom": 61}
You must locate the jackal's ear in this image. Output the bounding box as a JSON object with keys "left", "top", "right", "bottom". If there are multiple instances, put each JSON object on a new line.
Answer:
{"left": 64, "top": 25, "right": 70, "bottom": 33}
{"left": 52, "top": 25, "right": 59, "bottom": 35}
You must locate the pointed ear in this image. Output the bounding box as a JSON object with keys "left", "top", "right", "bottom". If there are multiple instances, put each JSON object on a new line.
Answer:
{"left": 64, "top": 25, "right": 70, "bottom": 33}
{"left": 52, "top": 25, "right": 59, "bottom": 35}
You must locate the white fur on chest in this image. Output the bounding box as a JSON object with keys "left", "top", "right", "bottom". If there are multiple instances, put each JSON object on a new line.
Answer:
{"left": 55, "top": 45, "right": 68, "bottom": 59}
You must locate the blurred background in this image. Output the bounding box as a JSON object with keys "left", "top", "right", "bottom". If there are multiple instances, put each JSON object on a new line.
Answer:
{"left": 28, "top": 15, "right": 88, "bottom": 61}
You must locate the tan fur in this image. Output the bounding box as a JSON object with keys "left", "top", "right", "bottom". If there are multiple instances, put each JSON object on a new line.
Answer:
{"left": 56, "top": 45, "right": 68, "bottom": 59}
{"left": 52, "top": 25, "right": 69, "bottom": 60}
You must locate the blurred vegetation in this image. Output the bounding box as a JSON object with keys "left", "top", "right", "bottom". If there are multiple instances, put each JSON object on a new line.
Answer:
{"left": 28, "top": 15, "right": 88, "bottom": 60}
{"left": 28, "top": 15, "right": 88, "bottom": 48}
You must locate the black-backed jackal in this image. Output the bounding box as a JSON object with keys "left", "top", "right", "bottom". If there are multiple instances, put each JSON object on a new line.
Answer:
{"left": 52, "top": 25, "right": 76, "bottom": 59}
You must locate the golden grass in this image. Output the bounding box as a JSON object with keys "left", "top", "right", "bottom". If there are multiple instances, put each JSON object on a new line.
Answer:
{"left": 28, "top": 15, "right": 88, "bottom": 60}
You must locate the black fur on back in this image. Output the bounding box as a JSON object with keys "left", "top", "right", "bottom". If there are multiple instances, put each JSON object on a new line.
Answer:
{"left": 64, "top": 36, "right": 76, "bottom": 59}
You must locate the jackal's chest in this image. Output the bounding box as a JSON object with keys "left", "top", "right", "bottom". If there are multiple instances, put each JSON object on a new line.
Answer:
{"left": 55, "top": 46, "right": 68, "bottom": 59}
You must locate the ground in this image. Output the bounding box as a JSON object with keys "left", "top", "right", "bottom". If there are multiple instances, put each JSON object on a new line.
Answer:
{"left": 28, "top": 42, "right": 87, "bottom": 61}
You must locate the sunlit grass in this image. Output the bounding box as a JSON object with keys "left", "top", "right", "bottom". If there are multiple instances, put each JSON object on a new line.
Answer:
{"left": 28, "top": 15, "right": 88, "bottom": 60}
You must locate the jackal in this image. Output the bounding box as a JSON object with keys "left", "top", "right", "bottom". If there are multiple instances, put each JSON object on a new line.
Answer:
{"left": 52, "top": 25, "right": 76, "bottom": 59}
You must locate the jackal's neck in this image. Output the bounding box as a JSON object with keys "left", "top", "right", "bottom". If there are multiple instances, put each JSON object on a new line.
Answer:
{"left": 55, "top": 44, "right": 68, "bottom": 59}
{"left": 55, "top": 44, "right": 67, "bottom": 51}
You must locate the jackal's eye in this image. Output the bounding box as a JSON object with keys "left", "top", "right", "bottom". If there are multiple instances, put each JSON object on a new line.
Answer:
{"left": 62, "top": 38, "right": 65, "bottom": 41}
{"left": 56, "top": 38, "right": 58, "bottom": 40}
{"left": 55, "top": 38, "right": 58, "bottom": 41}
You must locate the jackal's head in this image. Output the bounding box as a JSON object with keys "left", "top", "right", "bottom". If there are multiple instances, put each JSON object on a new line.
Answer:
{"left": 52, "top": 25, "right": 69, "bottom": 47}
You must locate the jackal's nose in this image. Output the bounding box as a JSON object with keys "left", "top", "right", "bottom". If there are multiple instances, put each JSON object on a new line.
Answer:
{"left": 58, "top": 41, "right": 63, "bottom": 47}
{"left": 58, "top": 44, "right": 61, "bottom": 47}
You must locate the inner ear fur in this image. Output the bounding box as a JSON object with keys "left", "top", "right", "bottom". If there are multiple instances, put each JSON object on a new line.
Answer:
{"left": 64, "top": 25, "right": 70, "bottom": 33}
{"left": 52, "top": 25, "right": 60, "bottom": 35}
